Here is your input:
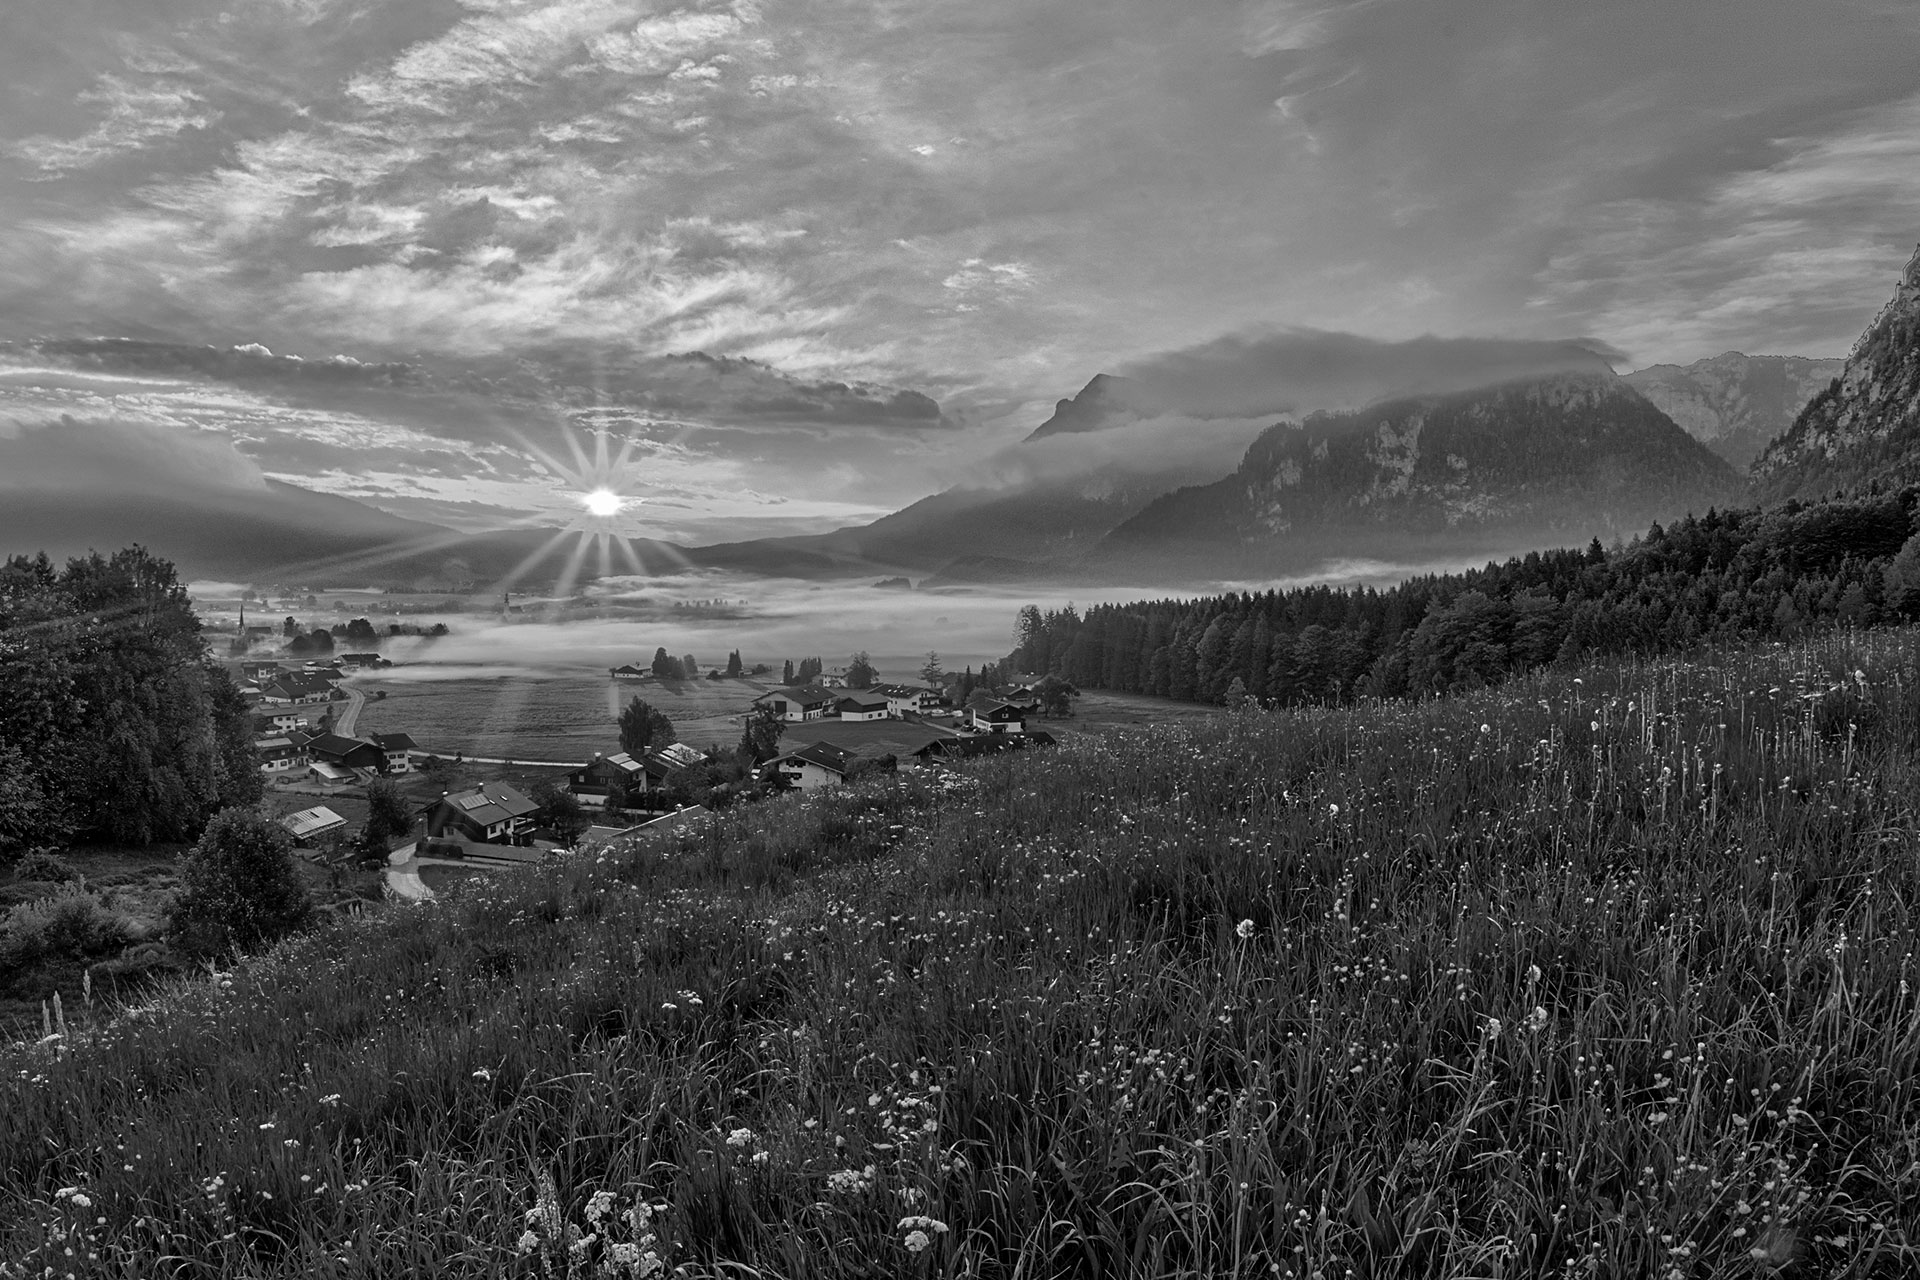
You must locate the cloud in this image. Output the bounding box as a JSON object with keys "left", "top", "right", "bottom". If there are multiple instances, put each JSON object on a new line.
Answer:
{"left": 0, "top": 412, "right": 266, "bottom": 495}
{"left": 9, "top": 74, "right": 215, "bottom": 174}
{"left": 1115, "top": 328, "right": 1624, "bottom": 420}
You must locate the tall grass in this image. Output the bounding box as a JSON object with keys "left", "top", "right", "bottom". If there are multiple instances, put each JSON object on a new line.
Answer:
{"left": 6, "top": 631, "right": 1920, "bottom": 1277}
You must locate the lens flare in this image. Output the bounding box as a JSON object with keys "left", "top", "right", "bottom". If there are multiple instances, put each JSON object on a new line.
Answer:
{"left": 581, "top": 488, "right": 623, "bottom": 517}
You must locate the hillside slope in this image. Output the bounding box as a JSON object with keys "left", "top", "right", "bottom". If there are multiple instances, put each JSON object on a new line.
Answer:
{"left": 1754, "top": 242, "right": 1920, "bottom": 499}
{"left": 6, "top": 633, "right": 1920, "bottom": 1275}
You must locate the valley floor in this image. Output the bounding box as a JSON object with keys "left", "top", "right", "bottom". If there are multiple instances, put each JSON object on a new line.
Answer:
{"left": 6, "top": 630, "right": 1920, "bottom": 1277}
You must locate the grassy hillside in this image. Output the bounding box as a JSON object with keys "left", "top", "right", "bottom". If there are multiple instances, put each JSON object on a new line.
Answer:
{"left": 7, "top": 632, "right": 1920, "bottom": 1277}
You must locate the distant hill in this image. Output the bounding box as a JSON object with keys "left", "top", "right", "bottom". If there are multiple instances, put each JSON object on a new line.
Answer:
{"left": 1095, "top": 370, "right": 1743, "bottom": 575}
{"left": 1753, "top": 243, "right": 1920, "bottom": 501}
{"left": 1624, "top": 352, "right": 1843, "bottom": 469}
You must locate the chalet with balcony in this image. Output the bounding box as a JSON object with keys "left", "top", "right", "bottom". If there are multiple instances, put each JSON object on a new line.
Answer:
{"left": 422, "top": 783, "right": 541, "bottom": 846}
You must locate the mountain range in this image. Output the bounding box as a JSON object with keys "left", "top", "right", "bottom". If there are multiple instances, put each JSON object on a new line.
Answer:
{"left": 8, "top": 242, "right": 1917, "bottom": 590}
{"left": 1622, "top": 352, "right": 1845, "bottom": 469}
{"left": 1092, "top": 369, "right": 1743, "bottom": 574}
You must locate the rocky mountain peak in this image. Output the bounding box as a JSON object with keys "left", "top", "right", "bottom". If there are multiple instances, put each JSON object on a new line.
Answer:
{"left": 1753, "top": 242, "right": 1920, "bottom": 499}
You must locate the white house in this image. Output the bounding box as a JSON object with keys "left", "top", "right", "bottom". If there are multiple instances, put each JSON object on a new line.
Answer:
{"left": 968, "top": 694, "right": 1028, "bottom": 734}
{"left": 773, "top": 741, "right": 856, "bottom": 789}
{"left": 753, "top": 684, "right": 834, "bottom": 722}
{"left": 877, "top": 684, "right": 936, "bottom": 717}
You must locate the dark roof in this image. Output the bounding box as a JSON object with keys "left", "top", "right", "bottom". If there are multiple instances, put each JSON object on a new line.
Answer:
{"left": 429, "top": 783, "right": 540, "bottom": 827}
{"left": 754, "top": 684, "right": 834, "bottom": 707}
{"left": 589, "top": 751, "right": 646, "bottom": 776}
{"left": 371, "top": 731, "right": 417, "bottom": 751}
{"left": 784, "top": 719, "right": 961, "bottom": 758}
{"left": 780, "top": 741, "right": 856, "bottom": 773}
{"left": 303, "top": 732, "right": 378, "bottom": 759}
{"left": 836, "top": 691, "right": 889, "bottom": 711}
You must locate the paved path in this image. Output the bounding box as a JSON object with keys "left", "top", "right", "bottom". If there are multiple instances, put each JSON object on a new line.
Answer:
{"left": 385, "top": 845, "right": 430, "bottom": 901}
{"left": 406, "top": 750, "right": 587, "bottom": 768}
{"left": 333, "top": 683, "right": 368, "bottom": 738}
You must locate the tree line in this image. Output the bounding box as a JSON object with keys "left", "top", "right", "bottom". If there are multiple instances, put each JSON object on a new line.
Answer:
{"left": 1008, "top": 488, "right": 1920, "bottom": 706}
{"left": 1, "top": 547, "right": 262, "bottom": 859}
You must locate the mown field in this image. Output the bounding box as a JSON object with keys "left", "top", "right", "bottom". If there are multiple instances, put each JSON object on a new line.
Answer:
{"left": 6, "top": 631, "right": 1920, "bottom": 1277}
{"left": 351, "top": 669, "right": 778, "bottom": 762}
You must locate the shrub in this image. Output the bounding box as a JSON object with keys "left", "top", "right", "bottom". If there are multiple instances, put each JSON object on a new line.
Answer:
{"left": 12, "top": 850, "right": 80, "bottom": 885}
{"left": 0, "top": 883, "right": 132, "bottom": 970}
{"left": 168, "top": 808, "right": 314, "bottom": 959}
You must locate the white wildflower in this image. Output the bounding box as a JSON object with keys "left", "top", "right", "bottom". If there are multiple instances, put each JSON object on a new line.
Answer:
{"left": 1235, "top": 919, "right": 1255, "bottom": 940}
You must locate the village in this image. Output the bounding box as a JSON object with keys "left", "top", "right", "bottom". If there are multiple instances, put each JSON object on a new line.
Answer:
{"left": 229, "top": 638, "right": 1066, "bottom": 891}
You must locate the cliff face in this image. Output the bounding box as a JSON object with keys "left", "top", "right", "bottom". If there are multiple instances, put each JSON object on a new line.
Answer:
{"left": 1624, "top": 352, "right": 1843, "bottom": 470}
{"left": 1753, "top": 244, "right": 1920, "bottom": 500}
{"left": 1097, "top": 370, "right": 1743, "bottom": 569}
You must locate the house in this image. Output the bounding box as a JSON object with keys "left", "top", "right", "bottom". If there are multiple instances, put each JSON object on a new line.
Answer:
{"left": 297, "top": 731, "right": 387, "bottom": 773}
{"left": 339, "top": 652, "right": 391, "bottom": 669}
{"left": 609, "top": 663, "right": 654, "bottom": 681}
{"left": 834, "top": 690, "right": 891, "bottom": 721}
{"left": 772, "top": 740, "right": 858, "bottom": 789}
{"left": 240, "top": 661, "right": 284, "bottom": 684}
{"left": 752, "top": 684, "right": 834, "bottom": 722}
{"left": 782, "top": 718, "right": 964, "bottom": 770}
{"left": 254, "top": 736, "right": 309, "bottom": 775}
{"left": 644, "top": 742, "right": 708, "bottom": 788}
{"left": 278, "top": 805, "right": 348, "bottom": 844}
{"left": 421, "top": 783, "right": 541, "bottom": 845}
{"left": 370, "top": 731, "right": 417, "bottom": 773}
{"left": 570, "top": 750, "right": 648, "bottom": 802}
{"left": 818, "top": 671, "right": 850, "bottom": 689}
{"left": 875, "top": 684, "right": 936, "bottom": 717}
{"left": 967, "top": 692, "right": 1028, "bottom": 734}
{"left": 259, "top": 671, "right": 339, "bottom": 703}
{"left": 255, "top": 708, "right": 313, "bottom": 735}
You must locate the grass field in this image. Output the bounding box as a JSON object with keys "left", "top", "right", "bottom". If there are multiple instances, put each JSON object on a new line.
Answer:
{"left": 8, "top": 630, "right": 1920, "bottom": 1277}
{"left": 351, "top": 669, "right": 779, "bottom": 762}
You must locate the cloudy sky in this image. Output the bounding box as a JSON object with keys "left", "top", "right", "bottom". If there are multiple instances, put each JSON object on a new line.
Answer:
{"left": 3, "top": 0, "right": 1917, "bottom": 542}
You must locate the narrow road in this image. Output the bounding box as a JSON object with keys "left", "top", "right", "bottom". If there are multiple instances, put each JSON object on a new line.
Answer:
{"left": 333, "top": 682, "right": 368, "bottom": 738}
{"left": 385, "top": 845, "right": 431, "bottom": 901}
{"left": 406, "top": 750, "right": 588, "bottom": 768}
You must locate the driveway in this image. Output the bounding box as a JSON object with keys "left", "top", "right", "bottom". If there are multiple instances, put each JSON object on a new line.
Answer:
{"left": 385, "top": 843, "right": 430, "bottom": 901}
{"left": 333, "top": 682, "right": 369, "bottom": 738}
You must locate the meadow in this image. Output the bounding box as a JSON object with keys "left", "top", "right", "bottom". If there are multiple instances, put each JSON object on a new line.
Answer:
{"left": 6, "top": 630, "right": 1920, "bottom": 1277}
{"left": 350, "top": 669, "right": 780, "bottom": 762}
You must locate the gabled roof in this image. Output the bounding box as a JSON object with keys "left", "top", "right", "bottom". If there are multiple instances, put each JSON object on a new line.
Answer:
{"left": 304, "top": 732, "right": 378, "bottom": 759}
{"left": 430, "top": 782, "right": 540, "bottom": 827}
{"left": 279, "top": 806, "right": 347, "bottom": 839}
{"left": 754, "top": 683, "right": 834, "bottom": 707}
{"left": 779, "top": 741, "right": 856, "bottom": 774}
{"left": 371, "top": 731, "right": 417, "bottom": 752}
{"left": 650, "top": 742, "right": 707, "bottom": 770}
{"left": 591, "top": 751, "right": 646, "bottom": 776}
{"left": 836, "top": 691, "right": 889, "bottom": 711}
{"left": 254, "top": 736, "right": 296, "bottom": 751}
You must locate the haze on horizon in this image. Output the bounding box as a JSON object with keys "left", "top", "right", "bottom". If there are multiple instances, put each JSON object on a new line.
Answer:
{"left": 3, "top": 0, "right": 1918, "bottom": 547}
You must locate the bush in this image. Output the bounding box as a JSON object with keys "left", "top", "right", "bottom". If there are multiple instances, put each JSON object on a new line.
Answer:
{"left": 12, "top": 850, "right": 80, "bottom": 885}
{"left": 168, "top": 808, "right": 314, "bottom": 959}
{"left": 0, "top": 884, "right": 132, "bottom": 970}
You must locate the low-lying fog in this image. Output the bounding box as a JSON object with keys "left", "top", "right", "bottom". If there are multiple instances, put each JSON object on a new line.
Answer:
{"left": 192, "top": 555, "right": 1500, "bottom": 679}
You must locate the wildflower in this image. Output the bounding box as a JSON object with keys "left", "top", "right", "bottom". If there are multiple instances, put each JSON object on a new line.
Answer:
{"left": 319, "top": 1094, "right": 341, "bottom": 1106}
{"left": 472, "top": 1068, "right": 493, "bottom": 1081}
{"left": 1328, "top": 803, "right": 1340, "bottom": 817}
{"left": 903, "top": 1230, "right": 932, "bottom": 1254}
{"left": 726, "top": 1127, "right": 756, "bottom": 1148}
{"left": 1485, "top": 1018, "right": 1503, "bottom": 1039}
{"left": 1527, "top": 1006, "right": 1548, "bottom": 1033}
{"left": 1526, "top": 964, "right": 1542, "bottom": 986}
{"left": 515, "top": 1231, "right": 539, "bottom": 1256}
{"left": 1235, "top": 919, "right": 1255, "bottom": 940}
{"left": 585, "top": 1190, "right": 617, "bottom": 1225}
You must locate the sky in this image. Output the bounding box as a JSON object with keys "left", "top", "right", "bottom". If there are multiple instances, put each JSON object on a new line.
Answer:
{"left": 2, "top": 0, "right": 1918, "bottom": 544}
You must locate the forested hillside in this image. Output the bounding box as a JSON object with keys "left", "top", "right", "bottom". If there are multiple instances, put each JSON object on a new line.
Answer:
{"left": 1014, "top": 488, "right": 1920, "bottom": 703}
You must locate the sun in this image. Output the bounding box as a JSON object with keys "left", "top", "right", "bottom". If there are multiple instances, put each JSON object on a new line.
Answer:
{"left": 580, "top": 488, "right": 623, "bottom": 517}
